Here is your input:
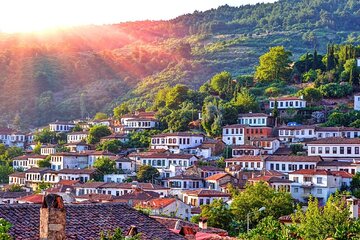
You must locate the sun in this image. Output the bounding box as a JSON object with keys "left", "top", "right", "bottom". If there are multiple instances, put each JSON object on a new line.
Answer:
{"left": 0, "top": 0, "right": 95, "bottom": 33}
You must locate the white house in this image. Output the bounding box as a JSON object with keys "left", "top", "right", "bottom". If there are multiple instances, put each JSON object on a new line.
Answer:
{"left": 182, "top": 189, "right": 230, "bottom": 207}
{"left": 120, "top": 111, "right": 159, "bottom": 133}
{"left": 75, "top": 182, "right": 169, "bottom": 197}
{"left": 139, "top": 198, "right": 191, "bottom": 220}
{"left": 163, "top": 174, "right": 205, "bottom": 197}
{"left": 265, "top": 155, "right": 322, "bottom": 173}
{"left": 150, "top": 132, "right": 205, "bottom": 153}
{"left": 24, "top": 168, "right": 58, "bottom": 190}
{"left": 225, "top": 156, "right": 265, "bottom": 170}
{"left": 8, "top": 172, "right": 26, "bottom": 186}
{"left": 317, "top": 160, "right": 360, "bottom": 175}
{"left": 135, "top": 152, "right": 198, "bottom": 178}
{"left": 222, "top": 124, "right": 245, "bottom": 145}
{"left": 65, "top": 142, "right": 90, "bottom": 153}
{"left": 40, "top": 145, "right": 57, "bottom": 156}
{"left": 67, "top": 131, "right": 88, "bottom": 143}
{"left": 49, "top": 121, "right": 75, "bottom": 132}
{"left": 250, "top": 137, "right": 280, "bottom": 155}
{"left": 277, "top": 125, "right": 316, "bottom": 143}
{"left": 289, "top": 169, "right": 346, "bottom": 205}
{"left": 315, "top": 126, "right": 360, "bottom": 139}
{"left": 232, "top": 145, "right": 261, "bottom": 157}
{"left": 354, "top": 95, "right": 360, "bottom": 111}
{"left": 0, "top": 127, "right": 26, "bottom": 148}
{"left": 57, "top": 168, "right": 98, "bottom": 182}
{"left": 307, "top": 137, "right": 360, "bottom": 159}
{"left": 238, "top": 113, "right": 273, "bottom": 127}
{"left": 113, "top": 157, "right": 135, "bottom": 172}
{"left": 13, "top": 154, "right": 47, "bottom": 170}
{"left": 50, "top": 152, "right": 89, "bottom": 170}
{"left": 269, "top": 96, "right": 306, "bottom": 109}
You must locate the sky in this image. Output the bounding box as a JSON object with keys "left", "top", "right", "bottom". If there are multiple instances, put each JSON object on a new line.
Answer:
{"left": 0, "top": 0, "right": 276, "bottom": 33}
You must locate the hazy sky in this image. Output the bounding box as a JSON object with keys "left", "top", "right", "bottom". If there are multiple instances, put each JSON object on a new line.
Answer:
{"left": 0, "top": 0, "right": 276, "bottom": 33}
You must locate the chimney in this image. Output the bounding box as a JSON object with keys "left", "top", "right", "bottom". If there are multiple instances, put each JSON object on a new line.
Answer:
{"left": 346, "top": 197, "right": 359, "bottom": 219}
{"left": 40, "top": 194, "right": 66, "bottom": 240}
{"left": 127, "top": 225, "right": 138, "bottom": 237}
{"left": 198, "top": 217, "right": 208, "bottom": 229}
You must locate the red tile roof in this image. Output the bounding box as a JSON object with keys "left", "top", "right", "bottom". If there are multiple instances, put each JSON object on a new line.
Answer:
{"left": 308, "top": 137, "right": 360, "bottom": 145}
{"left": 183, "top": 189, "right": 230, "bottom": 197}
{"left": 332, "top": 171, "right": 354, "bottom": 178}
{"left": 17, "top": 194, "right": 44, "bottom": 204}
{"left": 223, "top": 124, "right": 247, "bottom": 129}
{"left": 238, "top": 113, "right": 269, "bottom": 118}
{"left": 205, "top": 173, "right": 230, "bottom": 181}
{"left": 269, "top": 96, "right": 304, "bottom": 101}
{"left": 153, "top": 132, "right": 204, "bottom": 137}
{"left": 265, "top": 155, "right": 322, "bottom": 163}
{"left": 289, "top": 169, "right": 333, "bottom": 176}
{"left": 225, "top": 156, "right": 265, "bottom": 162}
{"left": 141, "top": 198, "right": 176, "bottom": 209}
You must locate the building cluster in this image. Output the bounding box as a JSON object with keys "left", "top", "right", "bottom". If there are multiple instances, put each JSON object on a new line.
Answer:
{"left": 1, "top": 96, "right": 360, "bottom": 238}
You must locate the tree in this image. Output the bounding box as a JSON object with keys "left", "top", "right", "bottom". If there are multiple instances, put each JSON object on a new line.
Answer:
{"left": 93, "top": 157, "right": 116, "bottom": 175}
{"left": 165, "top": 84, "right": 189, "bottom": 110}
{"left": 97, "top": 140, "right": 122, "bottom": 154}
{"left": 350, "top": 172, "right": 360, "bottom": 198}
{"left": 36, "top": 181, "right": 51, "bottom": 193}
{"left": 8, "top": 184, "right": 23, "bottom": 192}
{"left": 239, "top": 216, "right": 294, "bottom": 240}
{"left": 209, "top": 71, "right": 235, "bottom": 99}
{"left": 254, "top": 46, "right": 292, "bottom": 82}
{"left": 87, "top": 125, "right": 112, "bottom": 144}
{"left": 292, "top": 195, "right": 360, "bottom": 240}
{"left": 126, "top": 130, "right": 160, "bottom": 148}
{"left": 94, "top": 112, "right": 108, "bottom": 120}
{"left": 34, "top": 129, "right": 57, "bottom": 144}
{"left": 230, "top": 182, "right": 294, "bottom": 234}
{"left": 290, "top": 144, "right": 304, "bottom": 155}
{"left": 99, "top": 227, "right": 141, "bottom": 240}
{"left": 232, "top": 88, "right": 259, "bottom": 113}
{"left": 33, "top": 142, "right": 42, "bottom": 154}
{"left": 164, "top": 102, "right": 198, "bottom": 132}
{"left": 0, "top": 163, "right": 14, "bottom": 183}
{"left": 38, "top": 156, "right": 51, "bottom": 168}
{"left": 197, "top": 199, "right": 234, "bottom": 232}
{"left": 113, "top": 103, "right": 130, "bottom": 119}
{"left": 0, "top": 218, "right": 12, "bottom": 240}
{"left": 297, "top": 87, "right": 322, "bottom": 105}
{"left": 136, "top": 165, "right": 159, "bottom": 183}
{"left": 72, "top": 124, "right": 83, "bottom": 132}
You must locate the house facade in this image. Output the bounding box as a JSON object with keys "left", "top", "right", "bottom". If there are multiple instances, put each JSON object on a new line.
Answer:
{"left": 222, "top": 124, "right": 245, "bottom": 145}
{"left": 269, "top": 96, "right": 306, "bottom": 109}
{"left": 150, "top": 132, "right": 204, "bottom": 153}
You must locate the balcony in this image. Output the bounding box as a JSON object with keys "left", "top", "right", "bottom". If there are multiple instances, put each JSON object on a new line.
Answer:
{"left": 302, "top": 182, "right": 314, "bottom": 188}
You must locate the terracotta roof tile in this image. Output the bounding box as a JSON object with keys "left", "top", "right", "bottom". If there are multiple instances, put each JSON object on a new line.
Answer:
{"left": 265, "top": 155, "right": 322, "bottom": 163}
{"left": 182, "top": 189, "right": 230, "bottom": 197}
{"left": 289, "top": 169, "right": 333, "bottom": 176}
{"left": 16, "top": 194, "right": 44, "bottom": 204}
{"left": 308, "top": 137, "right": 360, "bottom": 145}
{"left": 205, "top": 173, "right": 230, "bottom": 181}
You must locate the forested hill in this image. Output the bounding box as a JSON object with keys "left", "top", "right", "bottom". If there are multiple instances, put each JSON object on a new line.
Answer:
{"left": 0, "top": 0, "right": 360, "bottom": 128}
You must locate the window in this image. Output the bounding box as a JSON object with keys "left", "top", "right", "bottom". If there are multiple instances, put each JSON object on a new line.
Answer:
{"left": 282, "top": 164, "right": 286, "bottom": 171}
{"left": 340, "top": 147, "right": 344, "bottom": 154}
{"left": 294, "top": 188, "right": 298, "bottom": 193}
{"left": 347, "top": 147, "right": 352, "bottom": 154}
{"left": 293, "top": 177, "right": 299, "bottom": 183}
{"left": 311, "top": 147, "right": 315, "bottom": 154}
{"left": 304, "top": 177, "right": 312, "bottom": 182}
{"left": 356, "top": 147, "right": 359, "bottom": 154}
{"left": 225, "top": 129, "right": 229, "bottom": 134}
{"left": 318, "top": 147, "right": 323, "bottom": 154}
{"left": 333, "top": 147, "right": 337, "bottom": 154}
{"left": 276, "top": 164, "right": 280, "bottom": 170}
{"left": 325, "top": 147, "right": 330, "bottom": 154}
{"left": 270, "top": 163, "right": 274, "bottom": 170}
{"left": 317, "top": 177, "right": 322, "bottom": 184}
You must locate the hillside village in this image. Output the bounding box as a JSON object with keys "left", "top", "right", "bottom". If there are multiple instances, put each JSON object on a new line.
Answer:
{"left": 1, "top": 22, "right": 360, "bottom": 240}
{"left": 2, "top": 56, "right": 360, "bottom": 237}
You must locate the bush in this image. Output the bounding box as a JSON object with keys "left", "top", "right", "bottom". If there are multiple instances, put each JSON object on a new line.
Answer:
{"left": 319, "top": 82, "right": 353, "bottom": 98}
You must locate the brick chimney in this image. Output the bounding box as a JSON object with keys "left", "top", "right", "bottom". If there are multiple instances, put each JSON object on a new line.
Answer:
{"left": 40, "top": 194, "right": 66, "bottom": 240}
